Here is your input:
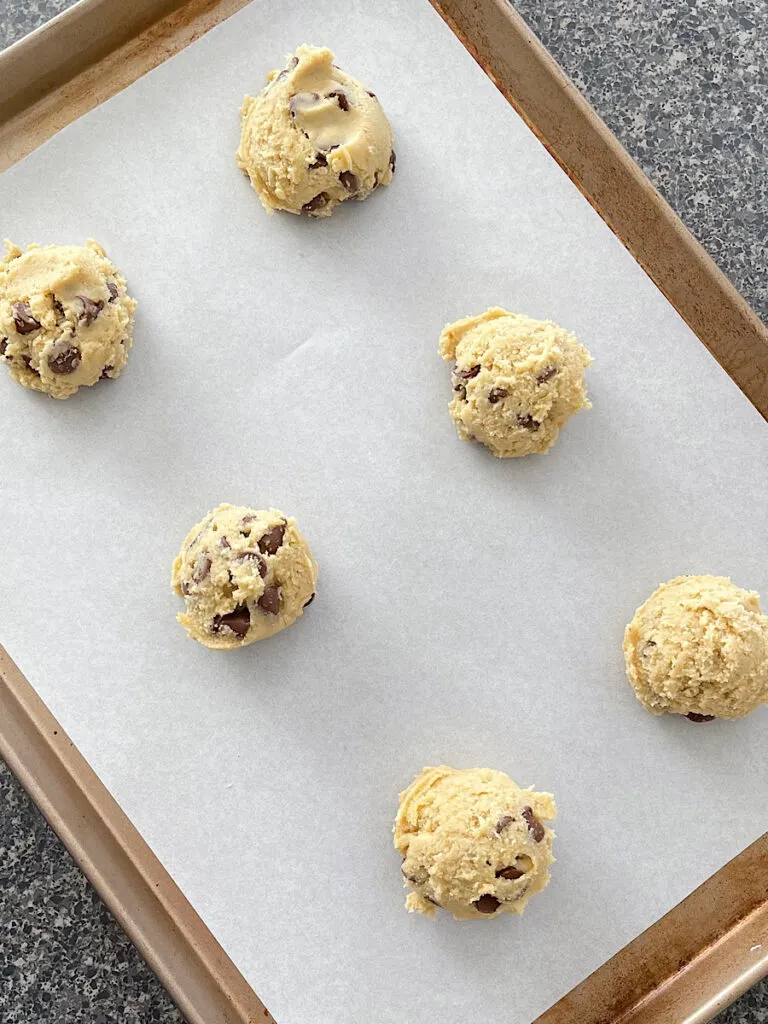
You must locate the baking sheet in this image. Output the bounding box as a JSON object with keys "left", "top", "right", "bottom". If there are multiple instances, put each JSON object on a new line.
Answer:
{"left": 0, "top": 0, "right": 766, "bottom": 1021}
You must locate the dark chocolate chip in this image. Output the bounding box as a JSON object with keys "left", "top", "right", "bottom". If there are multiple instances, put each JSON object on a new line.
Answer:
{"left": 495, "top": 814, "right": 513, "bottom": 834}
{"left": 686, "top": 712, "right": 716, "bottom": 723}
{"left": 389, "top": 150, "right": 396, "bottom": 174}
{"left": 0, "top": 338, "right": 6, "bottom": 356}
{"left": 454, "top": 383, "right": 467, "bottom": 401}
{"left": 303, "top": 593, "right": 315, "bottom": 607}
{"left": 302, "top": 192, "right": 330, "bottom": 214}
{"left": 53, "top": 297, "right": 66, "bottom": 322}
{"left": 99, "top": 366, "right": 114, "bottom": 380}
{"left": 220, "top": 537, "right": 231, "bottom": 550}
{"left": 258, "top": 523, "right": 286, "bottom": 555}
{"left": 517, "top": 414, "right": 541, "bottom": 431}
{"left": 48, "top": 346, "right": 81, "bottom": 375}
{"left": 521, "top": 806, "right": 545, "bottom": 842}
{"left": 192, "top": 556, "right": 212, "bottom": 583}
{"left": 488, "top": 387, "right": 508, "bottom": 404}
{"left": 237, "top": 549, "right": 267, "bottom": 577}
{"left": 12, "top": 301, "right": 41, "bottom": 334}
{"left": 289, "top": 56, "right": 299, "bottom": 68}
{"left": 454, "top": 364, "right": 481, "bottom": 380}
{"left": 309, "top": 152, "right": 328, "bottom": 169}
{"left": 496, "top": 865, "right": 524, "bottom": 880}
{"left": 77, "top": 295, "right": 104, "bottom": 326}
{"left": 180, "top": 580, "right": 191, "bottom": 596}
{"left": 473, "top": 894, "right": 500, "bottom": 914}
{"left": 339, "top": 170, "right": 358, "bottom": 193}
{"left": 257, "top": 586, "right": 280, "bottom": 615}
{"left": 536, "top": 365, "right": 558, "bottom": 385}
{"left": 212, "top": 606, "right": 250, "bottom": 637}
{"left": 21, "top": 354, "right": 38, "bottom": 374}
{"left": 367, "top": 90, "right": 377, "bottom": 99}
{"left": 107, "top": 281, "right": 119, "bottom": 303}
{"left": 328, "top": 89, "right": 349, "bottom": 111}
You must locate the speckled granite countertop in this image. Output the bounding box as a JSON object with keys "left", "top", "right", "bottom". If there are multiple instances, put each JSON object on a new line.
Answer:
{"left": 1, "top": 1, "right": 766, "bottom": 1022}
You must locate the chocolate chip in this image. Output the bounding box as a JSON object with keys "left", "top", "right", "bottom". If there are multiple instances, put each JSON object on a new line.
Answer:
{"left": 517, "top": 414, "right": 541, "bottom": 431}
{"left": 339, "top": 170, "right": 358, "bottom": 192}
{"left": 373, "top": 171, "right": 380, "bottom": 187}
{"left": 258, "top": 523, "right": 286, "bottom": 555}
{"left": 257, "top": 586, "right": 280, "bottom": 615}
{"left": 48, "top": 346, "right": 81, "bottom": 375}
{"left": 454, "top": 364, "right": 481, "bottom": 379}
{"left": 309, "top": 152, "right": 327, "bottom": 169}
{"left": 454, "top": 383, "right": 467, "bottom": 401}
{"left": 686, "top": 712, "right": 716, "bottom": 723}
{"left": 77, "top": 295, "right": 104, "bottom": 326}
{"left": 219, "top": 536, "right": 231, "bottom": 550}
{"left": 53, "top": 297, "right": 66, "bottom": 322}
{"left": 192, "top": 556, "right": 211, "bottom": 583}
{"left": 0, "top": 338, "right": 6, "bottom": 356}
{"left": 495, "top": 814, "right": 513, "bottom": 834}
{"left": 367, "top": 90, "right": 377, "bottom": 99}
{"left": 536, "top": 365, "right": 557, "bottom": 385}
{"left": 303, "top": 593, "right": 315, "bottom": 607}
{"left": 496, "top": 865, "right": 524, "bottom": 880}
{"left": 488, "top": 388, "right": 508, "bottom": 404}
{"left": 302, "top": 192, "right": 330, "bottom": 214}
{"left": 423, "top": 895, "right": 439, "bottom": 906}
{"left": 99, "top": 366, "right": 114, "bottom": 380}
{"left": 473, "top": 894, "right": 500, "bottom": 914}
{"left": 180, "top": 580, "right": 191, "bottom": 596}
{"left": 212, "top": 606, "right": 250, "bottom": 637}
{"left": 328, "top": 89, "right": 349, "bottom": 111}
{"left": 640, "top": 639, "right": 657, "bottom": 657}
{"left": 401, "top": 864, "right": 426, "bottom": 884}
{"left": 236, "top": 550, "right": 267, "bottom": 577}
{"left": 389, "top": 150, "right": 396, "bottom": 174}
{"left": 21, "top": 354, "right": 38, "bottom": 374}
{"left": 521, "top": 806, "right": 545, "bottom": 842}
{"left": 107, "top": 281, "right": 119, "bottom": 303}
{"left": 12, "top": 301, "right": 41, "bottom": 334}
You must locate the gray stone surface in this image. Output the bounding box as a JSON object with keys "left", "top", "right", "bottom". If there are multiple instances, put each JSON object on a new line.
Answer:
{"left": 0, "top": 1, "right": 766, "bottom": 1022}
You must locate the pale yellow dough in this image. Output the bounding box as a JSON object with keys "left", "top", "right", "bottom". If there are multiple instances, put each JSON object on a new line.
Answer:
{"left": 623, "top": 575, "right": 768, "bottom": 720}
{"left": 236, "top": 44, "right": 395, "bottom": 218}
{"left": 0, "top": 240, "right": 136, "bottom": 399}
{"left": 172, "top": 504, "right": 318, "bottom": 650}
{"left": 439, "top": 308, "right": 591, "bottom": 457}
{"left": 394, "top": 766, "right": 556, "bottom": 921}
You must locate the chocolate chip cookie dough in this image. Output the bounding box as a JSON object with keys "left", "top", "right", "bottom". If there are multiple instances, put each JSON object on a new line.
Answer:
{"left": 172, "top": 504, "right": 317, "bottom": 650}
{"left": 0, "top": 240, "right": 136, "bottom": 399}
{"left": 394, "top": 766, "right": 556, "bottom": 920}
{"left": 439, "top": 308, "right": 592, "bottom": 457}
{"left": 236, "top": 44, "right": 395, "bottom": 218}
{"left": 623, "top": 575, "right": 768, "bottom": 721}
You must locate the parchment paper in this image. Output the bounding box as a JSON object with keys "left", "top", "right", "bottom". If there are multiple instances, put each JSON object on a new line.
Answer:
{"left": 1, "top": 1, "right": 766, "bottom": 1021}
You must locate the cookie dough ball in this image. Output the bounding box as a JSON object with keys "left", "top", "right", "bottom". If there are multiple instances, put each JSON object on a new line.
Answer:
{"left": 439, "top": 308, "right": 591, "bottom": 457}
{"left": 236, "top": 44, "right": 395, "bottom": 218}
{"left": 394, "top": 765, "right": 556, "bottom": 920}
{"left": 623, "top": 575, "right": 768, "bottom": 720}
{"left": 0, "top": 240, "right": 136, "bottom": 399}
{"left": 171, "top": 504, "right": 318, "bottom": 650}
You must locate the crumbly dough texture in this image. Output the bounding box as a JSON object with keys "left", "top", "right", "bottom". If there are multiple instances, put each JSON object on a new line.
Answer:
{"left": 439, "top": 308, "right": 591, "bottom": 457}
{"left": 236, "top": 44, "right": 395, "bottom": 218}
{"left": 623, "top": 575, "right": 768, "bottom": 720}
{"left": 172, "top": 504, "right": 318, "bottom": 650}
{"left": 0, "top": 240, "right": 136, "bottom": 399}
{"left": 394, "top": 766, "right": 556, "bottom": 921}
